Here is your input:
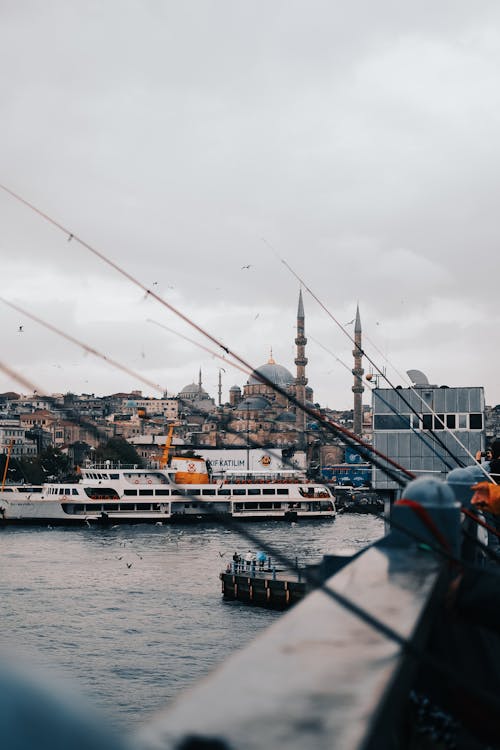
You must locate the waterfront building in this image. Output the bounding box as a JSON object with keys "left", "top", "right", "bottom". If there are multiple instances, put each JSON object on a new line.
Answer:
{"left": 372, "top": 373, "right": 485, "bottom": 499}
{"left": 0, "top": 417, "right": 38, "bottom": 458}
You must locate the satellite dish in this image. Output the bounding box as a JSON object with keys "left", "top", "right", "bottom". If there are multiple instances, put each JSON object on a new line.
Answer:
{"left": 406, "top": 369, "right": 430, "bottom": 386}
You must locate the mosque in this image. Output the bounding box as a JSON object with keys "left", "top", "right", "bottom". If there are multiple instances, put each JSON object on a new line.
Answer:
{"left": 175, "top": 292, "right": 364, "bottom": 450}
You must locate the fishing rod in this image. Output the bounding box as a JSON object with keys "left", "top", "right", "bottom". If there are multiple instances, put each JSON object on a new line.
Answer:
{"left": 272, "top": 249, "right": 488, "bottom": 472}
{"left": 357, "top": 318, "right": 492, "bottom": 478}
{"left": 0, "top": 184, "right": 414, "bottom": 486}
{"left": 0, "top": 297, "right": 164, "bottom": 395}
{"left": 181, "top": 501, "right": 500, "bottom": 713}
{"left": 0, "top": 289, "right": 410, "bottom": 490}
{"left": 148, "top": 318, "right": 413, "bottom": 486}
{"left": 0, "top": 359, "right": 45, "bottom": 395}
{"left": 2, "top": 297, "right": 499, "bottom": 706}
{"left": 309, "top": 334, "right": 457, "bottom": 473}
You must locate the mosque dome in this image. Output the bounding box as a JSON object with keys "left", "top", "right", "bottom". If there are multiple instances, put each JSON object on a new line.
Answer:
{"left": 235, "top": 396, "right": 272, "bottom": 411}
{"left": 248, "top": 353, "right": 294, "bottom": 388}
{"left": 276, "top": 411, "right": 296, "bottom": 422}
{"left": 179, "top": 382, "right": 208, "bottom": 399}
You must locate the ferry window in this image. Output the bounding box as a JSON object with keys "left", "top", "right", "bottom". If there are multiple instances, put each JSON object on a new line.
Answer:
{"left": 59, "top": 488, "right": 65, "bottom": 495}
{"left": 273, "top": 503, "right": 282, "bottom": 509}
{"left": 459, "top": 414, "right": 467, "bottom": 428}
{"left": 233, "top": 489, "right": 246, "bottom": 495}
{"left": 218, "top": 489, "right": 231, "bottom": 495}
{"left": 244, "top": 502, "right": 257, "bottom": 510}
{"left": 277, "top": 489, "right": 289, "bottom": 495}
{"left": 248, "top": 488, "right": 261, "bottom": 495}
{"left": 446, "top": 415, "right": 456, "bottom": 429}
{"left": 260, "top": 502, "right": 272, "bottom": 509}
{"left": 201, "top": 489, "right": 215, "bottom": 495}
{"left": 137, "top": 503, "right": 152, "bottom": 510}
{"left": 72, "top": 489, "right": 79, "bottom": 495}
{"left": 434, "top": 414, "right": 445, "bottom": 430}
{"left": 422, "top": 414, "right": 433, "bottom": 430}
{"left": 470, "top": 413, "right": 483, "bottom": 430}
{"left": 262, "top": 488, "right": 275, "bottom": 495}
{"left": 234, "top": 503, "right": 243, "bottom": 510}
{"left": 139, "top": 489, "right": 153, "bottom": 496}
{"left": 172, "top": 490, "right": 182, "bottom": 495}
{"left": 103, "top": 504, "right": 114, "bottom": 511}
{"left": 155, "top": 489, "right": 170, "bottom": 496}
{"left": 124, "top": 490, "right": 137, "bottom": 496}
{"left": 411, "top": 414, "right": 420, "bottom": 429}
{"left": 110, "top": 474, "right": 119, "bottom": 479}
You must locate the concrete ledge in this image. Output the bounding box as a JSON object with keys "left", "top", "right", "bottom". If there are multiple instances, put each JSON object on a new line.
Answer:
{"left": 136, "top": 542, "right": 442, "bottom": 750}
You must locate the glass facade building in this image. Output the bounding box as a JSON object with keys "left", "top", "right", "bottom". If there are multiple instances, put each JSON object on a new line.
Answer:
{"left": 372, "top": 386, "right": 485, "bottom": 492}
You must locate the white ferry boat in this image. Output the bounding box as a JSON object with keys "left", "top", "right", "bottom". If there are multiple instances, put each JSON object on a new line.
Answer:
{"left": 0, "top": 459, "right": 336, "bottom": 525}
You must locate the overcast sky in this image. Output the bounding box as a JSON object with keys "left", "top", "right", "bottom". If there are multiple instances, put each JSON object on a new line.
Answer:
{"left": 1, "top": 1, "right": 499, "bottom": 408}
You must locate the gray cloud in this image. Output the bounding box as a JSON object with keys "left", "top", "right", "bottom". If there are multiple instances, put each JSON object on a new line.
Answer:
{"left": 1, "top": 1, "right": 499, "bottom": 405}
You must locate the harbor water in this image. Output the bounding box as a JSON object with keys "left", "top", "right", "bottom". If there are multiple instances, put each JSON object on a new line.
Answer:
{"left": 0, "top": 514, "right": 384, "bottom": 729}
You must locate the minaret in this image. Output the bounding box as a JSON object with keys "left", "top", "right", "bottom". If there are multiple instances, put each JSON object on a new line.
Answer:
{"left": 198, "top": 368, "right": 202, "bottom": 393}
{"left": 352, "top": 304, "right": 364, "bottom": 436}
{"left": 295, "top": 289, "right": 308, "bottom": 447}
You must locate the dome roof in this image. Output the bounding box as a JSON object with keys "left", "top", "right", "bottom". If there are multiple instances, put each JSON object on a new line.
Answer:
{"left": 248, "top": 354, "right": 294, "bottom": 388}
{"left": 180, "top": 383, "right": 201, "bottom": 394}
{"left": 235, "top": 396, "right": 272, "bottom": 411}
{"left": 229, "top": 385, "right": 241, "bottom": 392}
{"left": 276, "top": 411, "right": 296, "bottom": 422}
{"left": 179, "top": 383, "right": 209, "bottom": 398}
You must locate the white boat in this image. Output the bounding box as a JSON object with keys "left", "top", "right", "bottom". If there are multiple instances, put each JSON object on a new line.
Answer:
{"left": 0, "top": 460, "right": 336, "bottom": 525}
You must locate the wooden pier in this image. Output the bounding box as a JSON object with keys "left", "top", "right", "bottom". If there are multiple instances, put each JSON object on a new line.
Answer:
{"left": 220, "top": 568, "right": 308, "bottom": 609}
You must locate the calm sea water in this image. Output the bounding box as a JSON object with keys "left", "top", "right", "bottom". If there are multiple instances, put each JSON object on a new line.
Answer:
{"left": 0, "top": 514, "right": 383, "bottom": 730}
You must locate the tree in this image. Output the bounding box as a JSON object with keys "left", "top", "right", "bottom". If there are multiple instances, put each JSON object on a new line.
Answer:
{"left": 39, "top": 446, "right": 71, "bottom": 479}
{"left": 94, "top": 438, "right": 144, "bottom": 467}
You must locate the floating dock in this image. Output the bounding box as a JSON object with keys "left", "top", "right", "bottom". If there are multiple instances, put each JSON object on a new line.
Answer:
{"left": 220, "top": 568, "right": 307, "bottom": 609}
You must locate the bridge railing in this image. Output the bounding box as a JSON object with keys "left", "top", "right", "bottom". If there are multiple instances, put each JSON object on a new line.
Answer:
{"left": 137, "top": 536, "right": 444, "bottom": 750}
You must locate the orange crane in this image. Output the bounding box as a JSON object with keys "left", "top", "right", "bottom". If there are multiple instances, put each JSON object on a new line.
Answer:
{"left": 159, "top": 424, "right": 174, "bottom": 469}
{"left": 1, "top": 439, "right": 14, "bottom": 491}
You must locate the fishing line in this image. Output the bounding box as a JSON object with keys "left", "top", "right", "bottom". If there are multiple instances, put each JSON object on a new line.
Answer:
{"left": 272, "top": 249, "right": 474, "bottom": 471}
{"left": 147, "top": 319, "right": 250, "bottom": 379}
{"left": 175, "top": 501, "right": 500, "bottom": 712}
{"left": 0, "top": 298, "right": 164, "bottom": 394}
{"left": 309, "top": 334, "right": 456, "bottom": 472}
{"left": 148, "top": 323, "right": 413, "bottom": 485}
{"left": 0, "top": 183, "right": 415, "bottom": 486}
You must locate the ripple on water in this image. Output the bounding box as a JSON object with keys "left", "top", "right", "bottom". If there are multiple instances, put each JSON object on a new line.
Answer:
{"left": 0, "top": 515, "right": 383, "bottom": 728}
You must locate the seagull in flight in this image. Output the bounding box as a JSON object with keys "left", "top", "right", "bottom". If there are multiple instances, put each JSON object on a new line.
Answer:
{"left": 18, "top": 325, "right": 24, "bottom": 333}
{"left": 241, "top": 264, "right": 252, "bottom": 270}
{"left": 344, "top": 319, "right": 355, "bottom": 326}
